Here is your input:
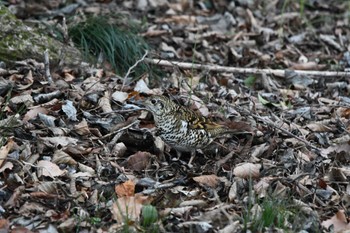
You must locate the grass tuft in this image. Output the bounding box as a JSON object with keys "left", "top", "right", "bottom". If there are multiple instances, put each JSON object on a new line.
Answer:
{"left": 68, "top": 17, "right": 149, "bottom": 76}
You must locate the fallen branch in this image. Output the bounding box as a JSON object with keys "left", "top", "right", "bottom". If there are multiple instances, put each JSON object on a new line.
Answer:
{"left": 145, "top": 58, "right": 350, "bottom": 78}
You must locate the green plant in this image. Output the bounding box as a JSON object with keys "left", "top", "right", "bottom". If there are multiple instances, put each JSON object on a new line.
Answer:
{"left": 141, "top": 204, "right": 159, "bottom": 233}
{"left": 243, "top": 194, "right": 319, "bottom": 232}
{"left": 244, "top": 75, "right": 256, "bottom": 88}
{"left": 68, "top": 17, "right": 149, "bottom": 77}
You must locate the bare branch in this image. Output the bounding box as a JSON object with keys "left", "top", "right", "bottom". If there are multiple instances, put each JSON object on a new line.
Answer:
{"left": 121, "top": 50, "right": 148, "bottom": 90}
{"left": 145, "top": 58, "right": 350, "bottom": 78}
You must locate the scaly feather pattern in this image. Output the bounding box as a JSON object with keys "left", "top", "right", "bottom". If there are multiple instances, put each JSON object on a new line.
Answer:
{"left": 144, "top": 95, "right": 233, "bottom": 154}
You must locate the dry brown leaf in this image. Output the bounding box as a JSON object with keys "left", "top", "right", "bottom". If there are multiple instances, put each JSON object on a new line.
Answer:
{"left": 134, "top": 79, "right": 151, "bottom": 94}
{"left": 337, "top": 107, "right": 350, "bottom": 119}
{"left": 37, "top": 160, "right": 65, "bottom": 177}
{"left": 305, "top": 123, "right": 332, "bottom": 132}
{"left": 233, "top": 163, "right": 261, "bottom": 179}
{"left": 74, "top": 119, "right": 91, "bottom": 136}
{"left": 78, "top": 162, "right": 95, "bottom": 175}
{"left": 322, "top": 210, "right": 350, "bottom": 232}
{"left": 52, "top": 150, "right": 77, "bottom": 165}
{"left": 156, "top": 15, "right": 196, "bottom": 24}
{"left": 127, "top": 151, "right": 152, "bottom": 171}
{"left": 112, "top": 91, "right": 129, "bottom": 103}
{"left": 41, "top": 136, "right": 78, "bottom": 147}
{"left": 0, "top": 138, "right": 14, "bottom": 168}
{"left": 36, "top": 181, "right": 58, "bottom": 193}
{"left": 115, "top": 180, "right": 135, "bottom": 197}
{"left": 23, "top": 106, "right": 48, "bottom": 122}
{"left": 192, "top": 174, "right": 220, "bottom": 188}
{"left": 10, "top": 94, "right": 34, "bottom": 106}
{"left": 290, "top": 61, "right": 327, "bottom": 70}
{"left": 111, "top": 194, "right": 151, "bottom": 223}
{"left": 98, "top": 91, "right": 113, "bottom": 113}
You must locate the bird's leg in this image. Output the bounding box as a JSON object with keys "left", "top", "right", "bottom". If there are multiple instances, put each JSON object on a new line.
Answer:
{"left": 171, "top": 150, "right": 182, "bottom": 161}
{"left": 188, "top": 150, "right": 196, "bottom": 166}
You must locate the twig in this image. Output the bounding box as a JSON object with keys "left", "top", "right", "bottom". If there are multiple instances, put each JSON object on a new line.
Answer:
{"left": 44, "top": 49, "right": 53, "bottom": 84}
{"left": 145, "top": 58, "right": 350, "bottom": 78}
{"left": 237, "top": 107, "right": 320, "bottom": 152}
{"left": 100, "top": 120, "right": 140, "bottom": 139}
{"left": 121, "top": 50, "right": 148, "bottom": 90}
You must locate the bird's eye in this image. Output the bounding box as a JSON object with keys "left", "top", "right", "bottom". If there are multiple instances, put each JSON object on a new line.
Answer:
{"left": 151, "top": 99, "right": 157, "bottom": 104}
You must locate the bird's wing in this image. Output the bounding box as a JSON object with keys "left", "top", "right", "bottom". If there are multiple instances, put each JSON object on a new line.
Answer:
{"left": 174, "top": 105, "right": 225, "bottom": 131}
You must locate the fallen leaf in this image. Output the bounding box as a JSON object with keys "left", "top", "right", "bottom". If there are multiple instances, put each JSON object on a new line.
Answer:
{"left": 112, "top": 91, "right": 129, "bottom": 103}
{"left": 127, "top": 151, "right": 152, "bottom": 171}
{"left": 192, "top": 174, "right": 220, "bottom": 188}
{"left": 0, "top": 138, "right": 14, "bottom": 167}
{"left": 23, "top": 107, "right": 48, "bottom": 122}
{"left": 322, "top": 210, "right": 350, "bottom": 232}
{"left": 233, "top": 163, "right": 261, "bottom": 179}
{"left": 37, "top": 160, "right": 65, "bottom": 177}
{"left": 111, "top": 194, "right": 151, "bottom": 224}
{"left": 41, "top": 136, "right": 78, "bottom": 147}
{"left": 115, "top": 180, "right": 135, "bottom": 197}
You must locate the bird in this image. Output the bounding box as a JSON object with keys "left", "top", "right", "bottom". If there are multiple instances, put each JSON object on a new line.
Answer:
{"left": 143, "top": 95, "right": 234, "bottom": 165}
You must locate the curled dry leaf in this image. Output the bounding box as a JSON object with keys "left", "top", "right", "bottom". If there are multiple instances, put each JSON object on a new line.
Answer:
{"left": 112, "top": 142, "right": 127, "bottom": 157}
{"left": 115, "top": 180, "right": 136, "bottom": 197}
{"left": 78, "top": 162, "right": 95, "bottom": 175}
{"left": 98, "top": 91, "right": 113, "bottom": 113}
{"left": 192, "top": 174, "right": 220, "bottom": 188}
{"left": 233, "top": 163, "right": 261, "bottom": 179}
{"left": 127, "top": 151, "right": 152, "bottom": 171}
{"left": 52, "top": 150, "right": 77, "bottom": 165}
{"left": 62, "top": 100, "right": 78, "bottom": 121}
{"left": 112, "top": 91, "right": 129, "bottom": 103}
{"left": 74, "top": 119, "right": 91, "bottom": 136}
{"left": 37, "top": 160, "right": 65, "bottom": 177}
{"left": 134, "top": 79, "right": 151, "bottom": 94}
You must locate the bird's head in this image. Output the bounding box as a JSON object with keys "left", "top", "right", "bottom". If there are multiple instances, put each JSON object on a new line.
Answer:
{"left": 144, "top": 95, "right": 174, "bottom": 116}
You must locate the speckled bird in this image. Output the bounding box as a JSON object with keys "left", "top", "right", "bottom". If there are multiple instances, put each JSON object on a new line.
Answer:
{"left": 144, "top": 95, "right": 233, "bottom": 164}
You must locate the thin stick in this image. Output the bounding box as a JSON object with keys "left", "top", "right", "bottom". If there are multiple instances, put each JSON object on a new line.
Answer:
{"left": 238, "top": 107, "right": 320, "bottom": 152}
{"left": 100, "top": 120, "right": 140, "bottom": 139}
{"left": 44, "top": 49, "right": 53, "bottom": 83}
{"left": 121, "top": 50, "right": 148, "bottom": 90}
{"left": 145, "top": 58, "right": 350, "bottom": 78}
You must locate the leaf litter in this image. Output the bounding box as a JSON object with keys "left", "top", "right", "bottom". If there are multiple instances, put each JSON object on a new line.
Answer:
{"left": 0, "top": 0, "right": 350, "bottom": 232}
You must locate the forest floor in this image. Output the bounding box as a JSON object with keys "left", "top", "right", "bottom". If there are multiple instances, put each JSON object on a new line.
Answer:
{"left": 0, "top": 0, "right": 350, "bottom": 232}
